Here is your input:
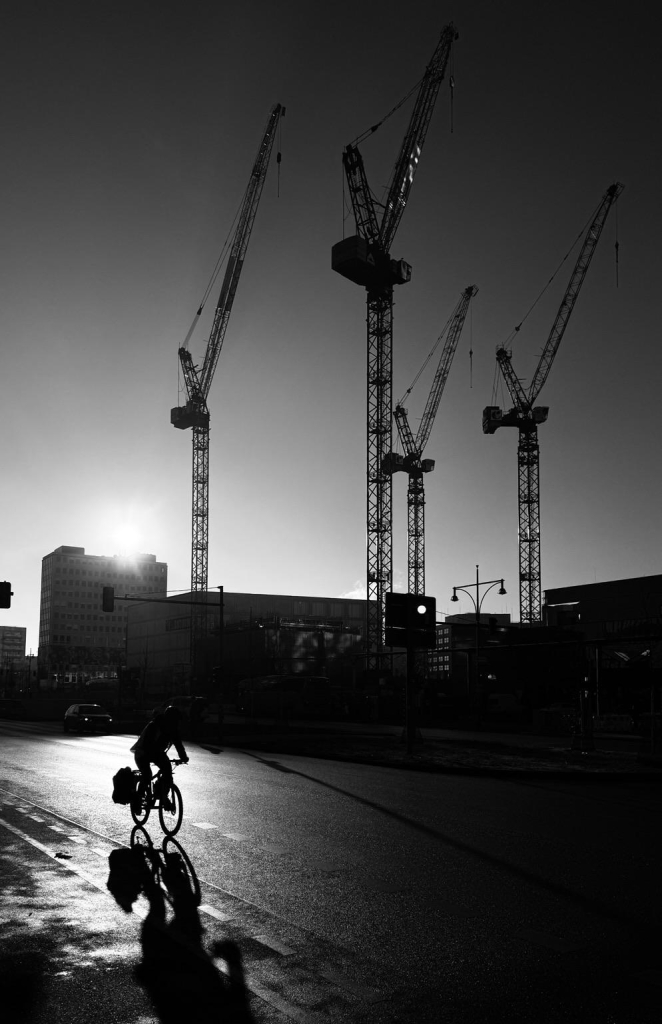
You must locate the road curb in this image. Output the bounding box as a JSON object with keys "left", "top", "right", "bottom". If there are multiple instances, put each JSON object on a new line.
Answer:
{"left": 199, "top": 739, "right": 662, "bottom": 782}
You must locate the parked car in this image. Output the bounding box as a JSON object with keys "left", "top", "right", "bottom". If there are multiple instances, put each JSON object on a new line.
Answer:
{"left": 0, "top": 698, "right": 27, "bottom": 720}
{"left": 63, "top": 703, "right": 113, "bottom": 733}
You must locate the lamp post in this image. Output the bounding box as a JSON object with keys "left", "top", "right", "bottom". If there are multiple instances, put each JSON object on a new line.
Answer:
{"left": 450, "top": 565, "right": 506, "bottom": 723}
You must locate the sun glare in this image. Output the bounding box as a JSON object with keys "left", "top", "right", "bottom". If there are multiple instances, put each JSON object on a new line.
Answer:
{"left": 112, "top": 522, "right": 143, "bottom": 557}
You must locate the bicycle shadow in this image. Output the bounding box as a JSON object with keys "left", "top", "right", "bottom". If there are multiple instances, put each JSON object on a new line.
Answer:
{"left": 106, "top": 827, "right": 255, "bottom": 1023}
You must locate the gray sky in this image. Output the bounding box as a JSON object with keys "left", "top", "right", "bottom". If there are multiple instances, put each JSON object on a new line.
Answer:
{"left": 2, "top": 0, "right": 660, "bottom": 653}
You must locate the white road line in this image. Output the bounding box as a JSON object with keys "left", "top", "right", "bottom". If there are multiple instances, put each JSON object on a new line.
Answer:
{"left": 192, "top": 822, "right": 218, "bottom": 830}
{"left": 67, "top": 836, "right": 87, "bottom": 845}
{"left": 243, "top": 976, "right": 328, "bottom": 1024}
{"left": 320, "top": 969, "right": 385, "bottom": 1002}
{"left": 199, "top": 903, "right": 232, "bottom": 922}
{"left": 222, "top": 832, "right": 250, "bottom": 842}
{"left": 28, "top": 815, "right": 45, "bottom": 822}
{"left": 0, "top": 818, "right": 110, "bottom": 896}
{"left": 92, "top": 847, "right": 111, "bottom": 857}
{"left": 253, "top": 933, "right": 295, "bottom": 956}
{"left": 48, "top": 825, "right": 65, "bottom": 832}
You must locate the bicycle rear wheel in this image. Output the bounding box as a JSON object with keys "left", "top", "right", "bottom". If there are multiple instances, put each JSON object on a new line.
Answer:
{"left": 131, "top": 777, "right": 151, "bottom": 826}
{"left": 158, "top": 783, "right": 183, "bottom": 836}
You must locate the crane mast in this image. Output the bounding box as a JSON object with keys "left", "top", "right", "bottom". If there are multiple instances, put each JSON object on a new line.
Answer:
{"left": 171, "top": 103, "right": 283, "bottom": 672}
{"left": 483, "top": 182, "right": 623, "bottom": 623}
{"left": 332, "top": 23, "right": 457, "bottom": 671}
{"left": 389, "top": 285, "right": 477, "bottom": 594}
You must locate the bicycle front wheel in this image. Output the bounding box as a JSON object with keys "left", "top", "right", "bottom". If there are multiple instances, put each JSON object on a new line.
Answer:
{"left": 163, "top": 836, "right": 201, "bottom": 906}
{"left": 131, "top": 778, "right": 151, "bottom": 826}
{"left": 158, "top": 783, "right": 183, "bottom": 836}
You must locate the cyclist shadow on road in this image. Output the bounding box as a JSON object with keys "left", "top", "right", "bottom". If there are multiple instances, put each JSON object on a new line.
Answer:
{"left": 106, "top": 827, "right": 255, "bottom": 1023}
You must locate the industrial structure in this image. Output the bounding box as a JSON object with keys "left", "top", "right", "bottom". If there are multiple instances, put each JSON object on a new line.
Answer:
{"left": 125, "top": 591, "right": 367, "bottom": 700}
{"left": 171, "top": 104, "right": 284, "bottom": 659}
{"left": 387, "top": 285, "right": 477, "bottom": 594}
{"left": 483, "top": 183, "right": 624, "bottom": 624}
{"left": 332, "top": 23, "right": 457, "bottom": 670}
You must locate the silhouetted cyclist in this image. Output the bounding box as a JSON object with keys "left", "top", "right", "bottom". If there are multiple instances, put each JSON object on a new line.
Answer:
{"left": 131, "top": 706, "right": 189, "bottom": 809}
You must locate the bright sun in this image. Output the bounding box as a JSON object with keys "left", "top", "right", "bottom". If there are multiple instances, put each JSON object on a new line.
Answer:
{"left": 112, "top": 522, "right": 143, "bottom": 556}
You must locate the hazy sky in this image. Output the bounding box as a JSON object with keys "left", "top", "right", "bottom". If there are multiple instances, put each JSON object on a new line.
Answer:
{"left": 1, "top": 1, "right": 660, "bottom": 654}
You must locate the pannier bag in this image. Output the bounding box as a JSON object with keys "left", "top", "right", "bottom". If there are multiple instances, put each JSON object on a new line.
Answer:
{"left": 106, "top": 846, "right": 146, "bottom": 911}
{"left": 112, "top": 766, "right": 136, "bottom": 805}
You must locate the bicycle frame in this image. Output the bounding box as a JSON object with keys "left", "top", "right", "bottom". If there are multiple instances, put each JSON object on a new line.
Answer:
{"left": 131, "top": 759, "right": 185, "bottom": 836}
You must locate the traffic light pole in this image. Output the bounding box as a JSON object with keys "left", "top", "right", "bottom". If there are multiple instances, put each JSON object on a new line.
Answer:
{"left": 405, "top": 640, "right": 417, "bottom": 754}
{"left": 216, "top": 585, "right": 224, "bottom": 744}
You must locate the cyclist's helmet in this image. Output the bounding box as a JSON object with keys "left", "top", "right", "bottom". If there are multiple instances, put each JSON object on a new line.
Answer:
{"left": 163, "top": 705, "right": 181, "bottom": 724}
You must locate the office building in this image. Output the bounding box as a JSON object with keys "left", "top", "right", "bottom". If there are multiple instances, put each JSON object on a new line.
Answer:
{"left": 38, "top": 545, "right": 167, "bottom": 685}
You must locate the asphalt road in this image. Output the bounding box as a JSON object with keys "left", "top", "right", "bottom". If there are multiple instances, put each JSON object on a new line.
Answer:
{"left": 0, "top": 721, "right": 660, "bottom": 1023}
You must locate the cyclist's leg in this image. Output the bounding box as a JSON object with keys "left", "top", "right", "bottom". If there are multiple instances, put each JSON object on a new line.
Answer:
{"left": 133, "top": 753, "right": 152, "bottom": 803}
{"left": 153, "top": 753, "right": 172, "bottom": 804}
{"left": 135, "top": 752, "right": 152, "bottom": 782}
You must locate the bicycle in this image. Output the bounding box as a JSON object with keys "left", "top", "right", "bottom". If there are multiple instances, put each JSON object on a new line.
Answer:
{"left": 130, "top": 825, "right": 201, "bottom": 907}
{"left": 130, "top": 759, "right": 185, "bottom": 836}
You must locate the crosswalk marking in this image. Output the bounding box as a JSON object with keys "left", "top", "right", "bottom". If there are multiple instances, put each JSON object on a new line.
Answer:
{"left": 192, "top": 822, "right": 218, "bottom": 830}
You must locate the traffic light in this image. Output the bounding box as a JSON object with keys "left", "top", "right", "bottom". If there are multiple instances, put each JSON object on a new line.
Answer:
{"left": 411, "top": 595, "right": 437, "bottom": 648}
{"left": 385, "top": 592, "right": 410, "bottom": 630}
{"left": 0, "top": 582, "right": 12, "bottom": 608}
{"left": 102, "top": 586, "right": 115, "bottom": 612}
{"left": 385, "top": 592, "right": 437, "bottom": 648}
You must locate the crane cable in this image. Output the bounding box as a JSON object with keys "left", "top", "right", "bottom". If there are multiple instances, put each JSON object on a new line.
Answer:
{"left": 349, "top": 76, "right": 424, "bottom": 148}
{"left": 397, "top": 308, "right": 455, "bottom": 408}
{"left": 501, "top": 194, "right": 609, "bottom": 354}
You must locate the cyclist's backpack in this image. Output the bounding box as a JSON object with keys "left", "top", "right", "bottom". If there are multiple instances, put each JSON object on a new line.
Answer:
{"left": 112, "top": 766, "right": 136, "bottom": 805}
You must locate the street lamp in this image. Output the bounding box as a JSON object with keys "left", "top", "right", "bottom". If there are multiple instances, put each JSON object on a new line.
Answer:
{"left": 450, "top": 565, "right": 506, "bottom": 721}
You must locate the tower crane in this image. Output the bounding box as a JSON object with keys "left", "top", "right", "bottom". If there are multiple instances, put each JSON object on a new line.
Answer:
{"left": 171, "top": 103, "right": 284, "bottom": 652}
{"left": 483, "top": 182, "right": 624, "bottom": 624}
{"left": 386, "top": 285, "right": 477, "bottom": 595}
{"left": 332, "top": 23, "right": 458, "bottom": 671}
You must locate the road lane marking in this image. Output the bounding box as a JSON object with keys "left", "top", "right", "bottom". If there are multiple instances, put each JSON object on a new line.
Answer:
{"left": 253, "top": 933, "right": 295, "bottom": 955}
{"left": 67, "top": 836, "right": 87, "bottom": 845}
{"left": 192, "top": 822, "right": 218, "bottom": 830}
{"left": 199, "top": 903, "right": 232, "bottom": 922}
{"left": 48, "top": 825, "right": 65, "bottom": 832}
{"left": 222, "top": 832, "right": 250, "bottom": 841}
{"left": 0, "top": 819, "right": 112, "bottom": 896}
{"left": 28, "top": 815, "right": 45, "bottom": 822}
{"left": 320, "top": 969, "right": 385, "bottom": 1002}
{"left": 241, "top": 976, "right": 329, "bottom": 1024}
